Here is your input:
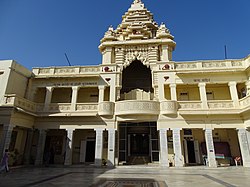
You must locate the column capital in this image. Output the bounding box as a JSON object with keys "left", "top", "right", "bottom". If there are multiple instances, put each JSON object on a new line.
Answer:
{"left": 46, "top": 86, "right": 54, "bottom": 92}
{"left": 198, "top": 82, "right": 206, "bottom": 87}
{"left": 159, "top": 128, "right": 168, "bottom": 133}
{"left": 228, "top": 81, "right": 237, "bottom": 87}
{"left": 203, "top": 128, "right": 214, "bottom": 131}
{"left": 169, "top": 83, "right": 176, "bottom": 88}
{"left": 72, "top": 86, "right": 80, "bottom": 91}
{"left": 94, "top": 128, "right": 105, "bottom": 132}
{"left": 98, "top": 85, "right": 106, "bottom": 90}
{"left": 171, "top": 128, "right": 182, "bottom": 131}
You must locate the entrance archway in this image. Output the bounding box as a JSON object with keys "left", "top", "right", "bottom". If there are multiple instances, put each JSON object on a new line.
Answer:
{"left": 121, "top": 60, "right": 153, "bottom": 94}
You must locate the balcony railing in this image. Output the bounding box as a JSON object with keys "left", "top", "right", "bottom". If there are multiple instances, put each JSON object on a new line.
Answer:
{"left": 2, "top": 94, "right": 250, "bottom": 116}
{"left": 115, "top": 100, "right": 160, "bottom": 115}
{"left": 2, "top": 94, "right": 37, "bottom": 113}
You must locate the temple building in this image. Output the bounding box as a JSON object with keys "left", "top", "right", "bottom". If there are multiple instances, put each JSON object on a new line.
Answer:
{"left": 1, "top": 0, "right": 250, "bottom": 168}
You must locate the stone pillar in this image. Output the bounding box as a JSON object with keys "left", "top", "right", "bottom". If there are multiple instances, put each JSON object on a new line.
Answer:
{"left": 228, "top": 81, "right": 239, "bottom": 107}
{"left": 35, "top": 129, "right": 47, "bottom": 166}
{"left": 109, "top": 75, "right": 116, "bottom": 102}
{"left": 161, "top": 45, "right": 169, "bottom": 61}
{"left": 245, "top": 81, "right": 250, "bottom": 96}
{"left": 159, "top": 129, "right": 169, "bottom": 167}
{"left": 107, "top": 129, "right": 116, "bottom": 167}
{"left": 102, "top": 47, "right": 112, "bottom": 64}
{"left": 204, "top": 129, "right": 217, "bottom": 167}
{"left": 158, "top": 81, "right": 165, "bottom": 101}
{"left": 198, "top": 83, "right": 208, "bottom": 109}
{"left": 170, "top": 84, "right": 177, "bottom": 101}
{"left": 0, "top": 124, "right": 14, "bottom": 159}
{"left": 44, "top": 87, "right": 54, "bottom": 111}
{"left": 71, "top": 86, "right": 79, "bottom": 111}
{"left": 23, "top": 129, "right": 34, "bottom": 165}
{"left": 237, "top": 128, "right": 250, "bottom": 167}
{"left": 246, "top": 129, "right": 250, "bottom": 152}
{"left": 98, "top": 86, "right": 105, "bottom": 103}
{"left": 172, "top": 128, "right": 183, "bottom": 167}
{"left": 94, "top": 128, "right": 104, "bottom": 166}
{"left": 64, "top": 129, "right": 74, "bottom": 165}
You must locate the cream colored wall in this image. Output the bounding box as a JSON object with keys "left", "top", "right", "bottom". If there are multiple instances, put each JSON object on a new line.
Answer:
{"left": 78, "top": 87, "right": 99, "bottom": 103}
{"left": 10, "top": 113, "right": 34, "bottom": 129}
{"left": 72, "top": 129, "right": 95, "bottom": 164}
{"left": 206, "top": 84, "right": 231, "bottom": 100}
{"left": 51, "top": 88, "right": 72, "bottom": 103}
{"left": 33, "top": 88, "right": 46, "bottom": 103}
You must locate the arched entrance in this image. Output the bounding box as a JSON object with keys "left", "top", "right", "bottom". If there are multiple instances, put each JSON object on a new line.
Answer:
{"left": 121, "top": 60, "right": 153, "bottom": 94}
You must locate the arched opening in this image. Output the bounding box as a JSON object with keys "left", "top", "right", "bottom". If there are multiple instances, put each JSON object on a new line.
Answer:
{"left": 121, "top": 60, "right": 153, "bottom": 100}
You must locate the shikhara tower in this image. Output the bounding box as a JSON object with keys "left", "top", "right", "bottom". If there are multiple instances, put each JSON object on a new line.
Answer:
{"left": 0, "top": 0, "right": 250, "bottom": 169}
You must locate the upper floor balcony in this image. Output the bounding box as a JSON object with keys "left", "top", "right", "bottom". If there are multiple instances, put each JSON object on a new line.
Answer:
{"left": 2, "top": 93, "right": 250, "bottom": 117}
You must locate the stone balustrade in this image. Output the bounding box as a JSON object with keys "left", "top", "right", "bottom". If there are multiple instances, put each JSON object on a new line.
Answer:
{"left": 208, "top": 100, "right": 234, "bottom": 109}
{"left": 178, "top": 101, "right": 202, "bottom": 110}
{"left": 2, "top": 94, "right": 37, "bottom": 112}
{"left": 160, "top": 100, "right": 178, "bottom": 115}
{"left": 33, "top": 66, "right": 101, "bottom": 76}
{"left": 115, "top": 100, "right": 160, "bottom": 115}
{"left": 3, "top": 94, "right": 250, "bottom": 115}
{"left": 98, "top": 102, "right": 115, "bottom": 116}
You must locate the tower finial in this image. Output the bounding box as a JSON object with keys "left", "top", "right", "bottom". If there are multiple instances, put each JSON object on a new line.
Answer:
{"left": 133, "top": 0, "right": 142, "bottom": 4}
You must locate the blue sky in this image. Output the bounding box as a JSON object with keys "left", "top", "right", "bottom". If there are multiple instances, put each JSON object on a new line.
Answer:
{"left": 0, "top": 0, "right": 249, "bottom": 69}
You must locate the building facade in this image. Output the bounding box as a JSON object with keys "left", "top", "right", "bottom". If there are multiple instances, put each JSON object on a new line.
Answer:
{"left": 1, "top": 0, "right": 250, "bottom": 168}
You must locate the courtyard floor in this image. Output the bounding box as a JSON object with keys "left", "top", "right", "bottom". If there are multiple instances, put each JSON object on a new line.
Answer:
{"left": 0, "top": 165, "right": 249, "bottom": 187}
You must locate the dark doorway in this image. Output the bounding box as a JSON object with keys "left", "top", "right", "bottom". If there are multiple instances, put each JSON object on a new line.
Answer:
{"left": 121, "top": 60, "right": 153, "bottom": 93}
{"left": 130, "top": 134, "right": 149, "bottom": 155}
{"left": 85, "top": 141, "right": 95, "bottom": 162}
{"left": 187, "top": 141, "right": 196, "bottom": 163}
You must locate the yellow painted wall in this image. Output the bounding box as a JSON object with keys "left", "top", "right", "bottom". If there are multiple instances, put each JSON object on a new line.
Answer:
{"left": 164, "top": 85, "right": 171, "bottom": 100}
{"left": 177, "top": 85, "right": 200, "bottom": 101}
{"left": 206, "top": 84, "right": 231, "bottom": 100}
{"left": 51, "top": 88, "right": 71, "bottom": 103}
{"left": 104, "top": 87, "right": 110, "bottom": 101}
{"left": 77, "top": 88, "right": 99, "bottom": 103}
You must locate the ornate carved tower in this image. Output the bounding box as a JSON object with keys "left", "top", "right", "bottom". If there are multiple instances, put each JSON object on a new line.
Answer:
{"left": 99, "top": 0, "right": 176, "bottom": 101}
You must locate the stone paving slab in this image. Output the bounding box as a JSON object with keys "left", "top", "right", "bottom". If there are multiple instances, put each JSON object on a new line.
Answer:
{"left": 0, "top": 166, "right": 250, "bottom": 187}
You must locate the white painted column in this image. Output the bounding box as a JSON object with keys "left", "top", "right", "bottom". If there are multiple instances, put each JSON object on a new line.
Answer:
{"left": 228, "top": 81, "right": 239, "bottom": 107}
{"left": 35, "top": 129, "right": 47, "bottom": 166}
{"left": 159, "top": 129, "right": 169, "bottom": 167}
{"left": 237, "top": 128, "right": 250, "bottom": 167}
{"left": 64, "top": 129, "right": 74, "bottom": 165}
{"left": 107, "top": 129, "right": 116, "bottom": 167}
{"left": 198, "top": 83, "right": 208, "bottom": 109}
{"left": 98, "top": 86, "right": 105, "bottom": 103}
{"left": 158, "top": 82, "right": 165, "bottom": 101}
{"left": 161, "top": 45, "right": 169, "bottom": 62}
{"left": 71, "top": 86, "right": 79, "bottom": 111}
{"left": 204, "top": 128, "right": 217, "bottom": 167}
{"left": 109, "top": 75, "right": 116, "bottom": 102}
{"left": 170, "top": 84, "right": 177, "bottom": 101}
{"left": 0, "top": 124, "right": 14, "bottom": 159}
{"left": 245, "top": 81, "right": 250, "bottom": 96}
{"left": 44, "top": 86, "right": 54, "bottom": 111}
{"left": 94, "top": 128, "right": 104, "bottom": 166}
{"left": 23, "top": 129, "right": 34, "bottom": 165}
{"left": 172, "top": 128, "right": 184, "bottom": 167}
{"left": 102, "top": 47, "right": 112, "bottom": 64}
